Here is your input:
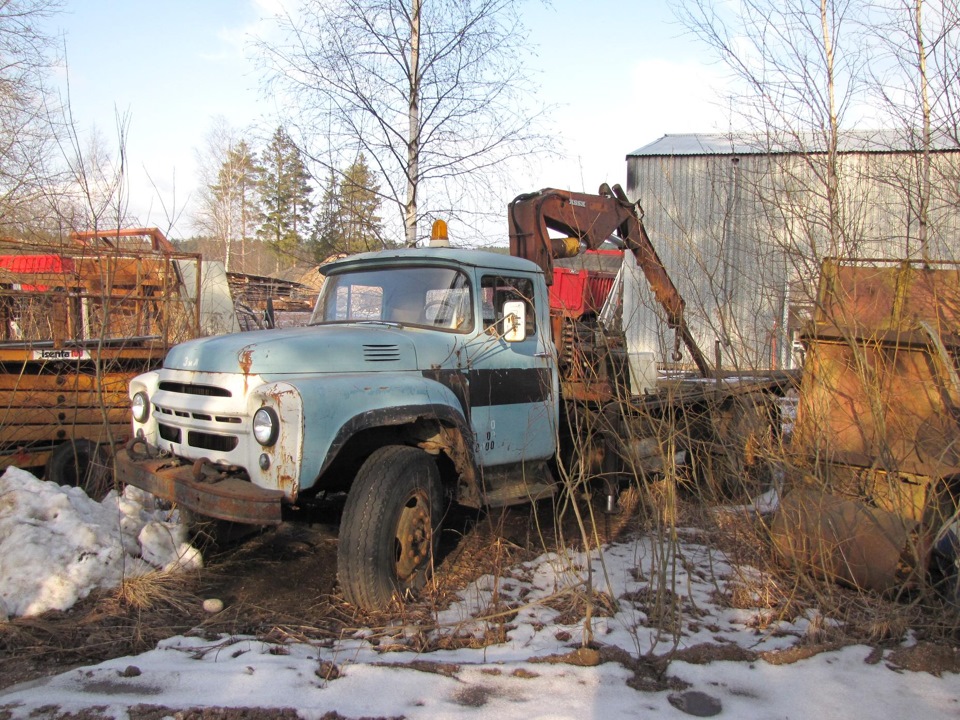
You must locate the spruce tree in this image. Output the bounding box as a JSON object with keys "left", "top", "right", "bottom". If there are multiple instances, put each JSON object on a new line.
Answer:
{"left": 256, "top": 127, "right": 315, "bottom": 266}
{"left": 312, "top": 167, "right": 342, "bottom": 262}
{"left": 311, "top": 155, "right": 386, "bottom": 258}
{"left": 338, "top": 154, "right": 384, "bottom": 254}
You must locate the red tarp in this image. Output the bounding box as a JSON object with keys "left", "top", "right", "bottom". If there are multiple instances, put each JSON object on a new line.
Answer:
{"left": 0, "top": 255, "right": 75, "bottom": 274}
{"left": 0, "top": 255, "right": 76, "bottom": 291}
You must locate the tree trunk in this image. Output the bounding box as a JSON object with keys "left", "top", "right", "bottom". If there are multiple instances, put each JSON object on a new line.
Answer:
{"left": 820, "top": 0, "right": 841, "bottom": 254}
{"left": 405, "top": 0, "right": 421, "bottom": 247}
{"left": 224, "top": 186, "right": 233, "bottom": 272}
{"left": 916, "top": 0, "right": 931, "bottom": 262}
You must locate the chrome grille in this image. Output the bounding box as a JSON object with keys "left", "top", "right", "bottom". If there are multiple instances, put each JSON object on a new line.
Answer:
{"left": 154, "top": 404, "right": 241, "bottom": 426}
{"left": 158, "top": 381, "right": 232, "bottom": 397}
{"left": 187, "top": 431, "right": 238, "bottom": 452}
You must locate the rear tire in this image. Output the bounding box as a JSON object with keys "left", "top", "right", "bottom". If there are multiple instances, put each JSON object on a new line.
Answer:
{"left": 705, "top": 393, "right": 780, "bottom": 501}
{"left": 337, "top": 445, "right": 443, "bottom": 610}
{"left": 45, "top": 439, "right": 112, "bottom": 500}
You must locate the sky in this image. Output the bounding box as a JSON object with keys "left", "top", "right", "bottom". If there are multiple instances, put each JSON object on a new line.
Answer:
{"left": 3, "top": 467, "right": 960, "bottom": 719}
{"left": 41, "top": 0, "right": 730, "bottom": 241}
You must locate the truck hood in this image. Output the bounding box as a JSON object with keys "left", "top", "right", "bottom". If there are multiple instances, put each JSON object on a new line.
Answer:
{"left": 163, "top": 324, "right": 443, "bottom": 375}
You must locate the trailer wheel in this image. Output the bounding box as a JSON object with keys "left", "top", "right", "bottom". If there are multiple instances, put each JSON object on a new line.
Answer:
{"left": 46, "top": 439, "right": 112, "bottom": 500}
{"left": 929, "top": 480, "right": 960, "bottom": 604}
{"left": 707, "top": 393, "right": 780, "bottom": 501}
{"left": 337, "top": 445, "right": 443, "bottom": 610}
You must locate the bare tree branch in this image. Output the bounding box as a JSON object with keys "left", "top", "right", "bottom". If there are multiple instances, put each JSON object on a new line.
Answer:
{"left": 257, "top": 0, "right": 552, "bottom": 245}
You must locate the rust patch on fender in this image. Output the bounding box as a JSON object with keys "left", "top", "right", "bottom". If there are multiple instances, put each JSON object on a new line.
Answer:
{"left": 238, "top": 347, "right": 254, "bottom": 374}
{"left": 267, "top": 385, "right": 302, "bottom": 497}
{"left": 238, "top": 347, "right": 255, "bottom": 394}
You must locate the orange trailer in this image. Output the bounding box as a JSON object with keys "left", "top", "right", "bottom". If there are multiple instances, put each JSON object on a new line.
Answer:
{"left": 0, "top": 229, "right": 203, "bottom": 494}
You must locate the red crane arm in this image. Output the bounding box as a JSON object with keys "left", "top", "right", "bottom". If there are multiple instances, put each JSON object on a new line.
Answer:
{"left": 508, "top": 183, "right": 713, "bottom": 377}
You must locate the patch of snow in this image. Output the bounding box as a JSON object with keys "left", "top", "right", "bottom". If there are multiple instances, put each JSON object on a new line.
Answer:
{"left": 1, "top": 466, "right": 959, "bottom": 719}
{"left": 0, "top": 467, "right": 200, "bottom": 618}
{"left": 3, "top": 529, "right": 960, "bottom": 719}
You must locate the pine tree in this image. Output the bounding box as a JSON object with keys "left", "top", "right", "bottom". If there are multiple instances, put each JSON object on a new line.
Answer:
{"left": 312, "top": 167, "right": 342, "bottom": 262}
{"left": 338, "top": 154, "right": 384, "bottom": 254}
{"left": 256, "top": 127, "right": 315, "bottom": 266}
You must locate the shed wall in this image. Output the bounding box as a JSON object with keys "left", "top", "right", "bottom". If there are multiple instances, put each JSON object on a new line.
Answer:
{"left": 626, "top": 149, "right": 960, "bottom": 370}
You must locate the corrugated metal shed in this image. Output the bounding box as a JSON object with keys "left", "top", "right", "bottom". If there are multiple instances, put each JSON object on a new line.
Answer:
{"left": 625, "top": 131, "right": 960, "bottom": 371}
{"left": 630, "top": 131, "right": 960, "bottom": 157}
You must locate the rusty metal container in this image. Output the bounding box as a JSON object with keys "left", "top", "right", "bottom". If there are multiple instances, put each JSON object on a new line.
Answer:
{"left": 0, "top": 230, "right": 205, "bottom": 485}
{"left": 795, "top": 258, "right": 960, "bottom": 502}
{"left": 783, "top": 258, "right": 960, "bottom": 590}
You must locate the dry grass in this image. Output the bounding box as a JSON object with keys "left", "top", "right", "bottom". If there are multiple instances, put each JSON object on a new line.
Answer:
{"left": 6, "top": 428, "right": 960, "bottom": 690}
{"left": 111, "top": 570, "right": 197, "bottom": 614}
{"left": 697, "top": 482, "right": 960, "bottom": 646}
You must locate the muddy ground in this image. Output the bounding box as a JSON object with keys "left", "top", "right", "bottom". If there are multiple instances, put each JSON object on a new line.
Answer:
{"left": 0, "top": 497, "right": 566, "bottom": 693}
{"left": 2, "top": 491, "right": 959, "bottom": 713}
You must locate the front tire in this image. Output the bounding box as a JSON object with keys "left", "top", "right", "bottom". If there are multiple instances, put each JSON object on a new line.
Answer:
{"left": 337, "top": 445, "right": 443, "bottom": 610}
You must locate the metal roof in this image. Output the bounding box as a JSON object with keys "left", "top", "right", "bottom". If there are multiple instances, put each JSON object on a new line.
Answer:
{"left": 628, "top": 130, "right": 960, "bottom": 157}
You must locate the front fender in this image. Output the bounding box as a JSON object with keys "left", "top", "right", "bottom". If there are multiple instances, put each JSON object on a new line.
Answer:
{"left": 284, "top": 372, "right": 473, "bottom": 490}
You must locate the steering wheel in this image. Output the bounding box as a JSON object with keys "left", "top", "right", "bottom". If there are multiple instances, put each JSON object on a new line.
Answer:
{"left": 423, "top": 299, "right": 464, "bottom": 328}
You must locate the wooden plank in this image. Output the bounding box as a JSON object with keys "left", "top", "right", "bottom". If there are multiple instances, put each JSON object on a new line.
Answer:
{"left": 0, "top": 447, "right": 53, "bottom": 469}
{"left": 0, "top": 372, "right": 132, "bottom": 392}
{"left": 0, "top": 406, "right": 129, "bottom": 425}
{"left": 0, "top": 347, "right": 168, "bottom": 362}
{"left": 0, "top": 388, "right": 129, "bottom": 408}
{"left": 0, "top": 421, "right": 131, "bottom": 444}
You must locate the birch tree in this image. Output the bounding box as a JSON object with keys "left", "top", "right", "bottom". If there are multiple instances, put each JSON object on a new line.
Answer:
{"left": 676, "top": 0, "right": 868, "bottom": 262}
{"left": 260, "top": 0, "right": 548, "bottom": 246}
{"left": 193, "top": 119, "right": 260, "bottom": 271}
{"left": 677, "top": 0, "right": 960, "bottom": 264}
{"left": 864, "top": 0, "right": 960, "bottom": 261}
{"left": 0, "top": 0, "right": 63, "bottom": 236}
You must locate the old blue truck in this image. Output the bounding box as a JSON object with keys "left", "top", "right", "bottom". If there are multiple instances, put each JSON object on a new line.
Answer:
{"left": 116, "top": 185, "right": 793, "bottom": 610}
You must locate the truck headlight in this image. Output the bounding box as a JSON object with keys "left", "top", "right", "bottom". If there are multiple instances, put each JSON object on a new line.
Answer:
{"left": 131, "top": 391, "right": 150, "bottom": 423}
{"left": 252, "top": 407, "right": 279, "bottom": 446}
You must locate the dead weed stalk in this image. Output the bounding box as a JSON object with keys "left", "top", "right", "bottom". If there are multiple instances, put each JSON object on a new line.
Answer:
{"left": 112, "top": 570, "right": 195, "bottom": 614}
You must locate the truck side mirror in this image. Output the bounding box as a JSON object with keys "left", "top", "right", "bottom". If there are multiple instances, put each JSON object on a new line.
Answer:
{"left": 502, "top": 300, "right": 526, "bottom": 342}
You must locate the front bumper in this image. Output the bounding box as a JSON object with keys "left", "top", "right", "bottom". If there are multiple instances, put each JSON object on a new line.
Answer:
{"left": 115, "top": 448, "right": 284, "bottom": 525}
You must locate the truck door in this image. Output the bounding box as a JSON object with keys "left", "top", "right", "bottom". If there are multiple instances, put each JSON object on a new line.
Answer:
{"left": 468, "top": 274, "right": 557, "bottom": 466}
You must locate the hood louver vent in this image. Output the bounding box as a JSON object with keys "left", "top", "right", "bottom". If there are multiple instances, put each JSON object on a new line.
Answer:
{"left": 363, "top": 344, "right": 401, "bottom": 362}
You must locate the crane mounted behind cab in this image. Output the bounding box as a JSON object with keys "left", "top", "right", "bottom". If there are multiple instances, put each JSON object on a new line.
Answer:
{"left": 508, "top": 183, "right": 712, "bottom": 379}
{"left": 508, "top": 184, "right": 795, "bottom": 507}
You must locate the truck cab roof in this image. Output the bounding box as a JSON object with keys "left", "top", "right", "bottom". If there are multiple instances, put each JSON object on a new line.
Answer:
{"left": 321, "top": 246, "right": 544, "bottom": 277}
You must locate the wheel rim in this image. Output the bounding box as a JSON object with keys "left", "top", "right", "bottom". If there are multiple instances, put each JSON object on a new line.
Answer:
{"left": 394, "top": 489, "right": 433, "bottom": 584}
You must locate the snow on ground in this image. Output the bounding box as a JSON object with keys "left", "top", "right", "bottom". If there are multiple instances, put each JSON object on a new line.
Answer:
{"left": 1, "top": 470, "right": 960, "bottom": 719}
{"left": 0, "top": 467, "right": 201, "bottom": 619}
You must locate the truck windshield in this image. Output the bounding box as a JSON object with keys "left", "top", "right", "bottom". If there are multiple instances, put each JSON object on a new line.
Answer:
{"left": 310, "top": 266, "right": 474, "bottom": 332}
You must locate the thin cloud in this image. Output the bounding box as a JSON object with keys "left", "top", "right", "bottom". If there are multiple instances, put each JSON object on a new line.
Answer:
{"left": 200, "top": 0, "right": 286, "bottom": 64}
